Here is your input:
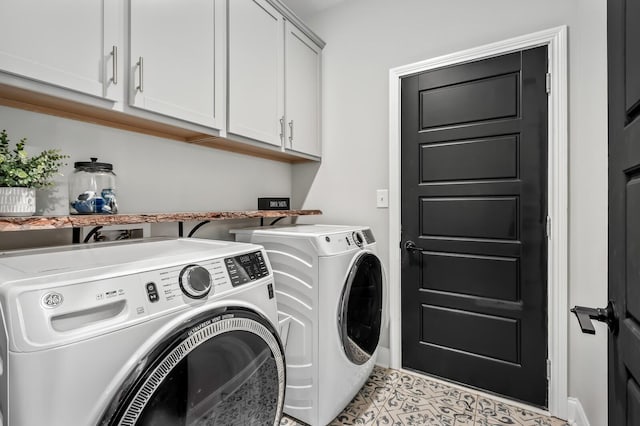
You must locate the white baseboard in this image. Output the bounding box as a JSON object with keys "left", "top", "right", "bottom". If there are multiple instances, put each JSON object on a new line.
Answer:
{"left": 567, "top": 397, "right": 590, "bottom": 426}
{"left": 375, "top": 346, "right": 390, "bottom": 368}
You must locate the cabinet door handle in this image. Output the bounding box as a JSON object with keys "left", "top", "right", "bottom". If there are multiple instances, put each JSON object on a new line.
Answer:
{"left": 288, "top": 120, "right": 294, "bottom": 145}
{"left": 136, "top": 57, "right": 144, "bottom": 93}
{"left": 279, "top": 117, "right": 285, "bottom": 142}
{"left": 110, "top": 46, "right": 118, "bottom": 85}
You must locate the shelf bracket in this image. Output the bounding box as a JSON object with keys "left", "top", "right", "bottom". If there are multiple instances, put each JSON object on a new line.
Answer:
{"left": 72, "top": 227, "right": 81, "bottom": 244}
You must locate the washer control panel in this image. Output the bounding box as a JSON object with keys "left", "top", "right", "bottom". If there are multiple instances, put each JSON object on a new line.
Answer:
{"left": 224, "top": 251, "right": 269, "bottom": 287}
{"left": 8, "top": 241, "right": 273, "bottom": 351}
{"left": 179, "top": 265, "right": 212, "bottom": 299}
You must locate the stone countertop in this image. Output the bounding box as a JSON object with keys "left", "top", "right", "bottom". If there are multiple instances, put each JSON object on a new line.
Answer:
{"left": 0, "top": 209, "right": 322, "bottom": 231}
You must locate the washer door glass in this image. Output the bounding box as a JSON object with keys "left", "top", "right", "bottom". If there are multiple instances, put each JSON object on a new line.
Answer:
{"left": 339, "top": 252, "right": 383, "bottom": 365}
{"left": 103, "top": 308, "right": 285, "bottom": 426}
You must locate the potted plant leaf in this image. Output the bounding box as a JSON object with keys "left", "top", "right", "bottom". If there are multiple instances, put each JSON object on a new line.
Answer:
{"left": 0, "top": 129, "right": 67, "bottom": 216}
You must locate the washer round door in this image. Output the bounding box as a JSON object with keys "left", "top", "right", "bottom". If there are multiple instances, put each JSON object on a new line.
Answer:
{"left": 101, "top": 307, "right": 285, "bottom": 426}
{"left": 338, "top": 251, "right": 384, "bottom": 365}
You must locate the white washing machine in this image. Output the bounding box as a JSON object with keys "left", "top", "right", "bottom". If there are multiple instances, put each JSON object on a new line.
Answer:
{"left": 232, "top": 225, "right": 385, "bottom": 426}
{"left": 0, "top": 237, "right": 286, "bottom": 426}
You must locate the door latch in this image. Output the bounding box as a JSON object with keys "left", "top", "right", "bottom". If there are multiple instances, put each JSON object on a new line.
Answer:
{"left": 570, "top": 301, "right": 618, "bottom": 335}
{"left": 404, "top": 240, "right": 426, "bottom": 253}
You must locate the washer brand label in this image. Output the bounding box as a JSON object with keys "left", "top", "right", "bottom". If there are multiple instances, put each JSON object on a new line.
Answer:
{"left": 189, "top": 319, "right": 213, "bottom": 336}
{"left": 42, "top": 292, "right": 64, "bottom": 309}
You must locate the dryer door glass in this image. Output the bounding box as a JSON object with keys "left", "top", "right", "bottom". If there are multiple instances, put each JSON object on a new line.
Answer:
{"left": 339, "top": 252, "right": 383, "bottom": 365}
{"left": 103, "top": 308, "right": 285, "bottom": 426}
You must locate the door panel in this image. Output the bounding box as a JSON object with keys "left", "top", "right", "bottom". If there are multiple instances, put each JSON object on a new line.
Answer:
{"left": 420, "top": 74, "right": 519, "bottom": 128}
{"left": 418, "top": 52, "right": 521, "bottom": 92}
{"left": 401, "top": 47, "right": 548, "bottom": 406}
{"left": 420, "top": 136, "right": 518, "bottom": 182}
{"left": 420, "top": 197, "right": 518, "bottom": 240}
{"left": 609, "top": 0, "right": 640, "bottom": 424}
{"left": 421, "top": 305, "right": 520, "bottom": 363}
{"left": 420, "top": 252, "right": 519, "bottom": 301}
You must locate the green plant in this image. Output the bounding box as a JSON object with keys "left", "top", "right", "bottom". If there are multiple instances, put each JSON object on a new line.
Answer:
{"left": 0, "top": 129, "right": 68, "bottom": 188}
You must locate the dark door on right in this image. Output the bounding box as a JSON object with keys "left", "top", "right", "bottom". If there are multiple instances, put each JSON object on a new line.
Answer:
{"left": 608, "top": 0, "right": 640, "bottom": 424}
{"left": 400, "top": 47, "right": 549, "bottom": 406}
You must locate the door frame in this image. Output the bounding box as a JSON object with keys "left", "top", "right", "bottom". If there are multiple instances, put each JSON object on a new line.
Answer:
{"left": 387, "top": 26, "right": 568, "bottom": 418}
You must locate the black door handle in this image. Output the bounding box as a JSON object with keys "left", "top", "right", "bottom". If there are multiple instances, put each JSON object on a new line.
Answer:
{"left": 570, "top": 301, "right": 618, "bottom": 335}
{"left": 404, "top": 240, "right": 426, "bottom": 252}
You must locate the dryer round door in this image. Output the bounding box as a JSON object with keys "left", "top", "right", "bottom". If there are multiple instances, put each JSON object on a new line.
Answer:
{"left": 338, "top": 251, "right": 383, "bottom": 365}
{"left": 100, "top": 307, "right": 285, "bottom": 426}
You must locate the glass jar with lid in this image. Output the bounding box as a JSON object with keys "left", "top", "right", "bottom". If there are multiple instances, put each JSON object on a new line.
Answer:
{"left": 69, "top": 158, "right": 118, "bottom": 214}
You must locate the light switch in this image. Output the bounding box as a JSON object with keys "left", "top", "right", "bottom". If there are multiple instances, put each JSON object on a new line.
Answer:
{"left": 376, "top": 189, "right": 389, "bottom": 208}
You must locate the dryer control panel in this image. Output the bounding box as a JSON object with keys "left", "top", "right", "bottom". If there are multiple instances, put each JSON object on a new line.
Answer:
{"left": 313, "top": 228, "right": 375, "bottom": 256}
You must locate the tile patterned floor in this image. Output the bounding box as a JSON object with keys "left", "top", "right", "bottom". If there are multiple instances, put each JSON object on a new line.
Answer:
{"left": 280, "top": 366, "right": 569, "bottom": 426}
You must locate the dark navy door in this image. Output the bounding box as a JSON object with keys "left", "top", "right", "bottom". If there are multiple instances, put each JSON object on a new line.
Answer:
{"left": 400, "top": 47, "right": 549, "bottom": 406}
{"left": 608, "top": 0, "right": 640, "bottom": 424}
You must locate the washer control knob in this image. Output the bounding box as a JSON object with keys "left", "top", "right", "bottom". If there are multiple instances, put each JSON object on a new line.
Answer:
{"left": 353, "top": 231, "right": 364, "bottom": 247}
{"left": 179, "top": 265, "right": 212, "bottom": 299}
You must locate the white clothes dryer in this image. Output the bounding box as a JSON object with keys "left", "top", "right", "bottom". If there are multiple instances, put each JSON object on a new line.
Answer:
{"left": 0, "top": 238, "right": 285, "bottom": 426}
{"left": 232, "top": 225, "right": 385, "bottom": 426}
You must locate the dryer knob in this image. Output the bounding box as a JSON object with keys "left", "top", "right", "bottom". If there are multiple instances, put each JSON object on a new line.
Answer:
{"left": 179, "top": 265, "right": 212, "bottom": 299}
{"left": 353, "top": 231, "right": 364, "bottom": 247}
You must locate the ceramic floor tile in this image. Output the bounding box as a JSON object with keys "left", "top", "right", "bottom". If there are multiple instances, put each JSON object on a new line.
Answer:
{"left": 369, "top": 365, "right": 402, "bottom": 386}
{"left": 474, "top": 397, "right": 569, "bottom": 426}
{"left": 280, "top": 367, "right": 570, "bottom": 426}
{"left": 393, "top": 372, "right": 477, "bottom": 411}
{"left": 358, "top": 380, "right": 396, "bottom": 409}
{"left": 281, "top": 415, "right": 306, "bottom": 425}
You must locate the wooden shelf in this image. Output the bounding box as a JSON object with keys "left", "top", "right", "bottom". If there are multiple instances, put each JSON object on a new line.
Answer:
{"left": 0, "top": 83, "right": 315, "bottom": 164}
{"left": 0, "top": 209, "right": 322, "bottom": 232}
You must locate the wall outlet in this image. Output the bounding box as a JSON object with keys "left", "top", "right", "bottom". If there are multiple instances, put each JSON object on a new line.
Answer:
{"left": 376, "top": 189, "right": 389, "bottom": 208}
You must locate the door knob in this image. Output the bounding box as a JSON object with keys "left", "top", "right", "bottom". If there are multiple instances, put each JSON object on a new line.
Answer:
{"left": 404, "top": 240, "right": 426, "bottom": 253}
{"left": 570, "top": 301, "right": 618, "bottom": 335}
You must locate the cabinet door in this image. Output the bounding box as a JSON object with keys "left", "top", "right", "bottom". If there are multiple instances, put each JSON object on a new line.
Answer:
{"left": 228, "top": 0, "right": 284, "bottom": 147}
{"left": 284, "top": 22, "right": 321, "bottom": 157}
{"left": 130, "top": 0, "right": 222, "bottom": 128}
{"left": 0, "top": 0, "right": 121, "bottom": 100}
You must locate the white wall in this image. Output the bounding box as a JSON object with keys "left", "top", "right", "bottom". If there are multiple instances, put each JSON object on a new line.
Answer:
{"left": 292, "top": 0, "right": 608, "bottom": 424}
{"left": 0, "top": 105, "right": 292, "bottom": 249}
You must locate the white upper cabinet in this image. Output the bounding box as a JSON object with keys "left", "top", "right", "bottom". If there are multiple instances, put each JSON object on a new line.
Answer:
{"left": 227, "top": 0, "right": 323, "bottom": 157}
{"left": 0, "top": 0, "right": 322, "bottom": 161}
{"left": 227, "top": 0, "right": 284, "bottom": 147}
{"left": 129, "top": 0, "right": 224, "bottom": 129}
{"left": 284, "top": 22, "right": 321, "bottom": 157}
{"left": 0, "top": 0, "right": 122, "bottom": 101}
